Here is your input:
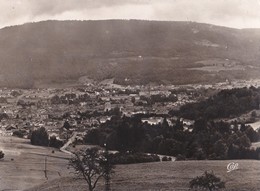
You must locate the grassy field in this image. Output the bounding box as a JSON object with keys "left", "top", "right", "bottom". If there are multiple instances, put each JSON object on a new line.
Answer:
{"left": 1, "top": 136, "right": 260, "bottom": 191}
{"left": 26, "top": 160, "right": 260, "bottom": 191}
{"left": 0, "top": 136, "right": 70, "bottom": 191}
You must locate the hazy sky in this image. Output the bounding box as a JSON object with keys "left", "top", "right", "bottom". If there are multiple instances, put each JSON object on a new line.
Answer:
{"left": 0, "top": 0, "right": 260, "bottom": 29}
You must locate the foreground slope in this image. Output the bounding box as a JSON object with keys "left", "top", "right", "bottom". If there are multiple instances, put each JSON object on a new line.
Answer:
{"left": 0, "top": 20, "right": 260, "bottom": 87}
{"left": 27, "top": 160, "right": 260, "bottom": 191}
{"left": 0, "top": 136, "right": 70, "bottom": 190}
{"left": 1, "top": 136, "right": 259, "bottom": 190}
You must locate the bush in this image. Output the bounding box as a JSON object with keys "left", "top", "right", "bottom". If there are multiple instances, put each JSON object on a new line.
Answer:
{"left": 189, "top": 171, "right": 225, "bottom": 191}
{"left": 251, "top": 111, "right": 257, "bottom": 118}
{"left": 0, "top": 150, "right": 4, "bottom": 159}
{"left": 13, "top": 130, "right": 26, "bottom": 138}
{"left": 162, "top": 156, "right": 172, "bottom": 161}
{"left": 110, "top": 152, "right": 160, "bottom": 164}
{"left": 30, "top": 127, "right": 49, "bottom": 146}
{"left": 49, "top": 136, "right": 64, "bottom": 148}
{"left": 175, "top": 154, "right": 186, "bottom": 161}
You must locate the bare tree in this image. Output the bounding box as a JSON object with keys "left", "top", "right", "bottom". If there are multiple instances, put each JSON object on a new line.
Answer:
{"left": 69, "top": 147, "right": 114, "bottom": 191}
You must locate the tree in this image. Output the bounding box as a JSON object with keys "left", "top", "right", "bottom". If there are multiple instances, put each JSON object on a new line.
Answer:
{"left": 162, "top": 117, "right": 169, "bottom": 129}
{"left": 193, "top": 118, "right": 207, "bottom": 133}
{"left": 245, "top": 126, "right": 259, "bottom": 142}
{"left": 49, "top": 136, "right": 64, "bottom": 148}
{"left": 251, "top": 110, "right": 257, "bottom": 118}
{"left": 131, "top": 96, "right": 135, "bottom": 104}
{"left": 213, "top": 140, "right": 228, "bottom": 159}
{"left": 240, "top": 123, "right": 247, "bottom": 132}
{"left": 63, "top": 120, "right": 71, "bottom": 131}
{"left": 30, "top": 127, "right": 49, "bottom": 146}
{"left": 175, "top": 118, "right": 184, "bottom": 131}
{"left": 189, "top": 171, "right": 225, "bottom": 191}
{"left": 69, "top": 147, "right": 114, "bottom": 191}
{"left": 0, "top": 150, "right": 4, "bottom": 159}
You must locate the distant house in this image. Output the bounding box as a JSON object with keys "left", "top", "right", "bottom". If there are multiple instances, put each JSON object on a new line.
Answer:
{"left": 104, "top": 102, "right": 112, "bottom": 111}
{"left": 141, "top": 117, "right": 163, "bottom": 125}
{"left": 99, "top": 116, "right": 111, "bottom": 124}
{"left": 182, "top": 119, "right": 194, "bottom": 126}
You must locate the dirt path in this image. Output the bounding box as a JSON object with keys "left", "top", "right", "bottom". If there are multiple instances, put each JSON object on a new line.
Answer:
{"left": 60, "top": 132, "right": 77, "bottom": 155}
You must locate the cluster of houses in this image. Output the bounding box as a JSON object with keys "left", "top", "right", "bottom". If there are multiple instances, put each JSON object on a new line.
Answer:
{"left": 0, "top": 83, "right": 202, "bottom": 141}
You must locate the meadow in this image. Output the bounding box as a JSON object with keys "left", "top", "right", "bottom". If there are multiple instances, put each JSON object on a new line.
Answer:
{"left": 27, "top": 160, "right": 260, "bottom": 191}
{"left": 1, "top": 136, "right": 259, "bottom": 191}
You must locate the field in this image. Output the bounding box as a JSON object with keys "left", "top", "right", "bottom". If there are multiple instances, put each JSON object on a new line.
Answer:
{"left": 0, "top": 136, "right": 70, "bottom": 191}
{"left": 1, "top": 136, "right": 260, "bottom": 191}
{"left": 26, "top": 160, "right": 260, "bottom": 191}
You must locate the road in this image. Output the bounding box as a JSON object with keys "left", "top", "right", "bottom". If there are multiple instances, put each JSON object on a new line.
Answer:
{"left": 60, "top": 132, "right": 77, "bottom": 155}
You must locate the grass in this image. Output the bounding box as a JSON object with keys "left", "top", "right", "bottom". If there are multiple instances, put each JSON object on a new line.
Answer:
{"left": 26, "top": 160, "right": 260, "bottom": 191}
{"left": 0, "top": 136, "right": 70, "bottom": 191}
{"left": 1, "top": 136, "right": 260, "bottom": 191}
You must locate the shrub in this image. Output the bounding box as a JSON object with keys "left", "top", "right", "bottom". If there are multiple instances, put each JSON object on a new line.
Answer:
{"left": 251, "top": 111, "right": 257, "bottom": 118}
{"left": 49, "top": 136, "right": 64, "bottom": 148}
{"left": 13, "top": 130, "right": 26, "bottom": 138}
{"left": 189, "top": 171, "right": 225, "bottom": 191}
{"left": 162, "top": 156, "right": 172, "bottom": 161}
{"left": 176, "top": 154, "right": 186, "bottom": 161}
{"left": 0, "top": 151, "right": 4, "bottom": 159}
{"left": 30, "top": 127, "right": 49, "bottom": 146}
{"left": 110, "top": 152, "right": 160, "bottom": 164}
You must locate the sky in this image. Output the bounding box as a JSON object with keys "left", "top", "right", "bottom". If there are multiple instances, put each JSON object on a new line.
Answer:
{"left": 0, "top": 0, "right": 260, "bottom": 29}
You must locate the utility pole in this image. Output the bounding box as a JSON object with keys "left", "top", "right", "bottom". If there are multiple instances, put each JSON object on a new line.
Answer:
{"left": 44, "top": 156, "right": 48, "bottom": 180}
{"left": 104, "top": 143, "right": 110, "bottom": 191}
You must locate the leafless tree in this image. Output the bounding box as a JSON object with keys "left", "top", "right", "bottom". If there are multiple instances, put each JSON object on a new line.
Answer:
{"left": 69, "top": 147, "right": 114, "bottom": 191}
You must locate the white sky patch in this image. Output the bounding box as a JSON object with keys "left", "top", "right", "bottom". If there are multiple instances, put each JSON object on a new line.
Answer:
{"left": 43, "top": 4, "right": 155, "bottom": 21}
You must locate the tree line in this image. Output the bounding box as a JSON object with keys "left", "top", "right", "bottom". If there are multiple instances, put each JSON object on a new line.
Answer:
{"left": 170, "top": 87, "right": 260, "bottom": 120}
{"left": 84, "top": 114, "right": 260, "bottom": 160}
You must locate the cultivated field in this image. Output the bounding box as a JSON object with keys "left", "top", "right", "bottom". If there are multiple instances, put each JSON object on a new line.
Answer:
{"left": 1, "top": 136, "right": 259, "bottom": 191}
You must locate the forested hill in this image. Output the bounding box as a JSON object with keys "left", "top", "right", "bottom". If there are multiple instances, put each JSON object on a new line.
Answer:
{"left": 0, "top": 20, "right": 260, "bottom": 87}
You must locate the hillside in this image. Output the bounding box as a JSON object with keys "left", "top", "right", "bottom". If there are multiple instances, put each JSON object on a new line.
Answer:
{"left": 0, "top": 20, "right": 260, "bottom": 87}
{"left": 26, "top": 160, "right": 260, "bottom": 191}
{"left": 0, "top": 136, "right": 69, "bottom": 190}
{"left": 1, "top": 125, "right": 259, "bottom": 191}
